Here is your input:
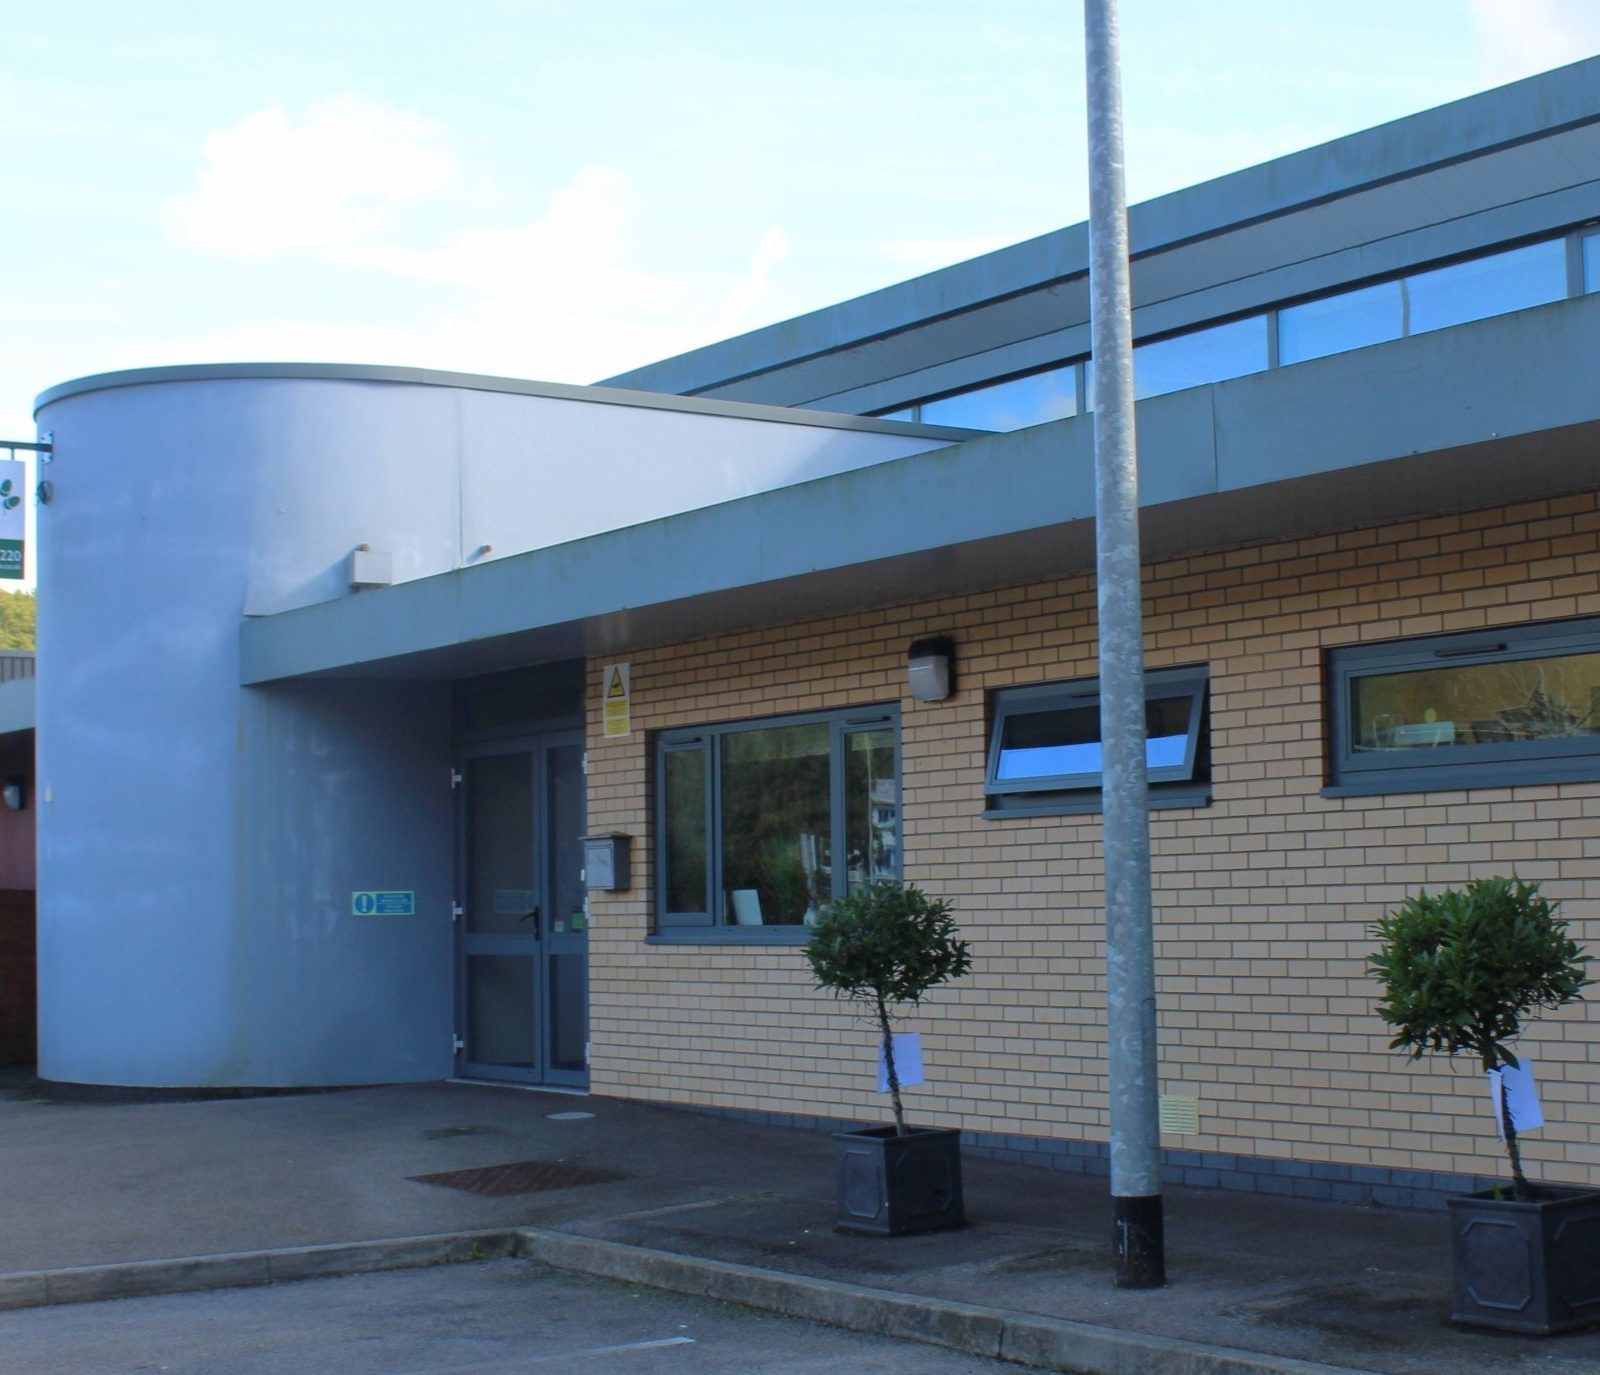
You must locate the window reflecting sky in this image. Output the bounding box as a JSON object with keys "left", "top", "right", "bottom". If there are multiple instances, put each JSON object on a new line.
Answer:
{"left": 1133, "top": 315, "right": 1268, "bottom": 400}
{"left": 1280, "top": 280, "right": 1402, "bottom": 364}
{"left": 894, "top": 233, "right": 1585, "bottom": 431}
{"left": 921, "top": 366, "right": 1076, "bottom": 430}
{"left": 1405, "top": 239, "right": 1567, "bottom": 335}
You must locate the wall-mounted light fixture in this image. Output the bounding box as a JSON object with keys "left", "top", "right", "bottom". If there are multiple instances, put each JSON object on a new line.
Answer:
{"left": 2, "top": 776, "right": 25, "bottom": 811}
{"left": 907, "top": 636, "right": 955, "bottom": 702}
{"left": 348, "top": 543, "right": 394, "bottom": 590}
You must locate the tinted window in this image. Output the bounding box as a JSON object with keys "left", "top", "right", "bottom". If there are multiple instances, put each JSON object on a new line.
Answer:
{"left": 985, "top": 670, "right": 1209, "bottom": 814}
{"left": 921, "top": 366, "right": 1076, "bottom": 431}
{"left": 656, "top": 708, "right": 900, "bottom": 934}
{"left": 662, "top": 747, "right": 708, "bottom": 915}
{"left": 1405, "top": 240, "right": 1567, "bottom": 335}
{"left": 1279, "top": 280, "right": 1403, "bottom": 365}
{"left": 1328, "top": 619, "right": 1600, "bottom": 795}
{"left": 1132, "top": 316, "right": 1268, "bottom": 400}
{"left": 720, "top": 723, "right": 832, "bottom": 927}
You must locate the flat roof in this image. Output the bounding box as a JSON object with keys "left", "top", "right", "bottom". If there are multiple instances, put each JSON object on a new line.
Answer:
{"left": 32, "top": 362, "right": 975, "bottom": 443}
{"left": 605, "top": 54, "right": 1600, "bottom": 404}
{"left": 240, "top": 293, "right": 1600, "bottom": 684}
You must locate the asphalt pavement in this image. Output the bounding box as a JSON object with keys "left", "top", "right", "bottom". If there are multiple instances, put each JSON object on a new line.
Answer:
{"left": 0, "top": 1072, "right": 1594, "bottom": 1375}
{"left": 0, "top": 1259, "right": 1058, "bottom": 1375}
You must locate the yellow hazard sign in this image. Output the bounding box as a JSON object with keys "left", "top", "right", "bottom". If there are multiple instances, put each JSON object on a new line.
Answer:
{"left": 603, "top": 662, "right": 631, "bottom": 737}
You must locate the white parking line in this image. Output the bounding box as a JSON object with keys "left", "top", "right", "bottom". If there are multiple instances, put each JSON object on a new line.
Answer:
{"left": 391, "top": 1335, "right": 697, "bottom": 1374}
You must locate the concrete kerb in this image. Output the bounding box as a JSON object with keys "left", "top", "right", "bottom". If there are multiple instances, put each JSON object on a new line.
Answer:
{"left": 0, "top": 1224, "right": 1382, "bottom": 1375}
{"left": 512, "top": 1228, "right": 1382, "bottom": 1375}
{"left": 0, "top": 1230, "right": 516, "bottom": 1313}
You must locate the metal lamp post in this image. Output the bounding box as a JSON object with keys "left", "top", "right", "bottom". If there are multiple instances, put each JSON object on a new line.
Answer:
{"left": 1083, "top": 0, "right": 1165, "bottom": 1289}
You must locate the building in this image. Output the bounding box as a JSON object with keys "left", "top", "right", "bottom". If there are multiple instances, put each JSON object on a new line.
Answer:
{"left": 0, "top": 650, "right": 36, "bottom": 1066}
{"left": 27, "top": 57, "right": 1600, "bottom": 1205}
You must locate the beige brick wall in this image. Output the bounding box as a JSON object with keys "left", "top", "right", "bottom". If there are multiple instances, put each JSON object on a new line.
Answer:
{"left": 584, "top": 492, "right": 1600, "bottom": 1185}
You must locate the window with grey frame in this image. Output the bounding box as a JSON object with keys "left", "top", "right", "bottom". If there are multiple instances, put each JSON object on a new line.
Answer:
{"left": 1327, "top": 617, "right": 1600, "bottom": 796}
{"left": 875, "top": 227, "right": 1598, "bottom": 432}
{"left": 656, "top": 707, "right": 900, "bottom": 941}
{"left": 985, "top": 668, "right": 1210, "bottom": 815}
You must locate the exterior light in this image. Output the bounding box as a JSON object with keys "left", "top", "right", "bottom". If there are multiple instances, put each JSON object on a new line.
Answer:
{"left": 907, "top": 637, "right": 954, "bottom": 702}
{"left": 2, "top": 777, "right": 25, "bottom": 811}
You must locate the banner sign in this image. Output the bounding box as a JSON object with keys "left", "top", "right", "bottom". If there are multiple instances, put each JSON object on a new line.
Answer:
{"left": 0, "top": 460, "right": 23, "bottom": 580}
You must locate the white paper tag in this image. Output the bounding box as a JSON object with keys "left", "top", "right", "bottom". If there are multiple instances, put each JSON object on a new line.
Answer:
{"left": 1487, "top": 1060, "right": 1544, "bottom": 1139}
{"left": 876, "top": 1032, "right": 924, "bottom": 1092}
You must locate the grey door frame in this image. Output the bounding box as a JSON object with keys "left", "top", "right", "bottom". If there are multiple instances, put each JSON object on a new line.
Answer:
{"left": 454, "top": 730, "right": 588, "bottom": 1088}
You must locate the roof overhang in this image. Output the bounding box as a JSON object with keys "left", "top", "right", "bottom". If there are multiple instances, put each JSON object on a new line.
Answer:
{"left": 241, "top": 294, "right": 1600, "bottom": 684}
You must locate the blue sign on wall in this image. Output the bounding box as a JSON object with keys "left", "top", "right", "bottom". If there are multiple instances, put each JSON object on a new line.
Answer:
{"left": 352, "top": 890, "right": 416, "bottom": 916}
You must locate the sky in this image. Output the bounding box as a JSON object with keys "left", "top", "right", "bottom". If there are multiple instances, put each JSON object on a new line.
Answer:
{"left": 3, "top": 0, "right": 1600, "bottom": 455}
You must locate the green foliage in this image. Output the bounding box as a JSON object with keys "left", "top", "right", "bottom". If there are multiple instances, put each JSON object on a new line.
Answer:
{"left": 1368, "top": 877, "right": 1589, "bottom": 1073}
{"left": 805, "top": 881, "right": 971, "bottom": 1134}
{"left": 806, "top": 880, "right": 972, "bottom": 1010}
{"left": 0, "top": 590, "right": 33, "bottom": 651}
{"left": 1369, "top": 876, "right": 1590, "bottom": 1195}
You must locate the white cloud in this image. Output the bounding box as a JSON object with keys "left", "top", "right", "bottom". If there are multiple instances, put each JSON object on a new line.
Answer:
{"left": 712, "top": 225, "right": 791, "bottom": 335}
{"left": 328, "top": 164, "right": 681, "bottom": 315}
{"left": 166, "top": 96, "right": 456, "bottom": 256}
{"left": 1469, "top": 0, "right": 1600, "bottom": 85}
{"left": 158, "top": 111, "right": 800, "bottom": 383}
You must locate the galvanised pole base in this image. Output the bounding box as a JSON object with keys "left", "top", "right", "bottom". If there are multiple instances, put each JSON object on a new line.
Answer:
{"left": 1114, "top": 1194, "right": 1166, "bottom": 1288}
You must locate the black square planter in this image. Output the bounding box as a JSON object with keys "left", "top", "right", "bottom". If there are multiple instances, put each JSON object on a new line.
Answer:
{"left": 1449, "top": 1186, "right": 1600, "bottom": 1334}
{"left": 832, "top": 1125, "right": 964, "bottom": 1236}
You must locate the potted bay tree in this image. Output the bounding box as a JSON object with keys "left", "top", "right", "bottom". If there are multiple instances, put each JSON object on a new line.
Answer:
{"left": 805, "top": 880, "right": 971, "bottom": 1235}
{"left": 1369, "top": 876, "right": 1597, "bottom": 1333}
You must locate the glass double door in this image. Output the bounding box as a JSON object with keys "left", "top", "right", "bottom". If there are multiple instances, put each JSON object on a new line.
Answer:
{"left": 457, "top": 733, "right": 587, "bottom": 1087}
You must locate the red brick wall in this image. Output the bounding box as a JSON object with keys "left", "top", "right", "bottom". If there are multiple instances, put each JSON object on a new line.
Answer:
{"left": 0, "top": 736, "right": 35, "bottom": 890}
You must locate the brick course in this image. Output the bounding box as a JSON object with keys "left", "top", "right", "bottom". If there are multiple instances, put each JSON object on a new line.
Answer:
{"left": 584, "top": 494, "right": 1600, "bottom": 1188}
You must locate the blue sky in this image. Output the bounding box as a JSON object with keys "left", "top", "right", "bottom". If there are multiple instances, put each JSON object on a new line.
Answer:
{"left": 4, "top": 0, "right": 1599, "bottom": 449}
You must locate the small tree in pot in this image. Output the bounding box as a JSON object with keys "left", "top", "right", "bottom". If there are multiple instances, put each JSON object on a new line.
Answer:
{"left": 1368, "top": 876, "right": 1596, "bottom": 1332}
{"left": 806, "top": 880, "right": 972, "bottom": 1233}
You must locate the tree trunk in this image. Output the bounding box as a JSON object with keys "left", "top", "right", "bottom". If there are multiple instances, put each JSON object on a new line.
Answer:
{"left": 876, "top": 996, "right": 905, "bottom": 1136}
{"left": 1492, "top": 1059, "right": 1534, "bottom": 1202}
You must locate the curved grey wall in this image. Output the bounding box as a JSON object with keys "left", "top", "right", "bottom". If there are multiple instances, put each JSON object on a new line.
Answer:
{"left": 31, "top": 367, "right": 954, "bottom": 1086}
{"left": 34, "top": 377, "right": 456, "bottom": 1086}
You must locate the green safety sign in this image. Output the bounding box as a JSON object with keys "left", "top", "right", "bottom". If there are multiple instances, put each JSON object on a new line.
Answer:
{"left": 352, "top": 890, "right": 415, "bottom": 916}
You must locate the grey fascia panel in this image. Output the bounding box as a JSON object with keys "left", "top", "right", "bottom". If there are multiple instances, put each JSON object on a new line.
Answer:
{"left": 240, "top": 424, "right": 1079, "bottom": 684}
{"left": 240, "top": 293, "right": 1600, "bottom": 685}
{"left": 31, "top": 361, "right": 977, "bottom": 443}
{"left": 603, "top": 56, "right": 1600, "bottom": 398}
{"left": 1212, "top": 293, "right": 1600, "bottom": 493}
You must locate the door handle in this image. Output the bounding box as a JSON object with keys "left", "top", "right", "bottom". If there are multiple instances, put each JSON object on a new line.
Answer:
{"left": 519, "top": 904, "right": 540, "bottom": 925}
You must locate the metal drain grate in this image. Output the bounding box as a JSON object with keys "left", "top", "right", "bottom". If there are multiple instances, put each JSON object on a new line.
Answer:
{"left": 409, "top": 1159, "right": 623, "bottom": 1197}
